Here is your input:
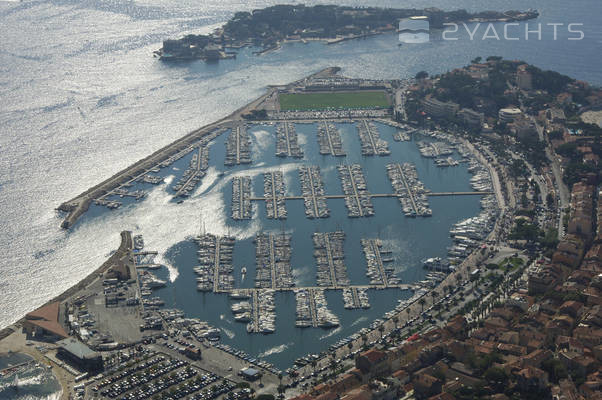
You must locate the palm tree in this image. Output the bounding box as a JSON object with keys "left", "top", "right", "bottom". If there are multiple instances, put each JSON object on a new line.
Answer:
{"left": 329, "top": 358, "right": 337, "bottom": 376}
{"left": 378, "top": 325, "right": 385, "bottom": 339}
{"left": 392, "top": 316, "right": 399, "bottom": 330}
{"left": 419, "top": 298, "right": 426, "bottom": 312}
{"left": 347, "top": 341, "right": 353, "bottom": 353}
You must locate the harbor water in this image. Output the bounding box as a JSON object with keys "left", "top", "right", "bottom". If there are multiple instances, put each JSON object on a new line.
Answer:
{"left": 0, "top": 353, "right": 62, "bottom": 400}
{"left": 138, "top": 121, "right": 484, "bottom": 369}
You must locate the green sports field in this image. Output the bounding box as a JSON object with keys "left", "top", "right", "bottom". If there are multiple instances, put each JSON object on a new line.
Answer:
{"left": 279, "top": 91, "right": 390, "bottom": 111}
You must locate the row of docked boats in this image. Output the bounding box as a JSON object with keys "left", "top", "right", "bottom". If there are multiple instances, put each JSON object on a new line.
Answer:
{"left": 299, "top": 165, "right": 330, "bottom": 218}
{"left": 263, "top": 171, "right": 287, "bottom": 219}
{"left": 225, "top": 124, "right": 251, "bottom": 166}
{"left": 247, "top": 290, "right": 276, "bottom": 334}
{"left": 317, "top": 122, "right": 346, "bottom": 156}
{"left": 231, "top": 176, "right": 252, "bottom": 220}
{"left": 361, "top": 238, "right": 399, "bottom": 286}
{"left": 313, "top": 231, "right": 349, "bottom": 287}
{"left": 342, "top": 287, "right": 370, "bottom": 309}
{"left": 193, "top": 234, "right": 235, "bottom": 292}
{"left": 386, "top": 162, "right": 432, "bottom": 217}
{"left": 276, "top": 122, "right": 303, "bottom": 158}
{"left": 357, "top": 120, "right": 390, "bottom": 156}
{"left": 172, "top": 145, "right": 209, "bottom": 197}
{"left": 417, "top": 140, "right": 454, "bottom": 158}
{"left": 337, "top": 164, "right": 374, "bottom": 217}
{"left": 294, "top": 289, "right": 339, "bottom": 329}
{"left": 254, "top": 232, "right": 295, "bottom": 289}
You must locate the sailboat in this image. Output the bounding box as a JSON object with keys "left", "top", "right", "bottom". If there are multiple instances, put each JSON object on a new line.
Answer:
{"left": 241, "top": 266, "right": 247, "bottom": 281}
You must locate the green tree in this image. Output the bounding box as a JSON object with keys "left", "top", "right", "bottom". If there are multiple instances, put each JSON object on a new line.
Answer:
{"left": 415, "top": 71, "right": 429, "bottom": 80}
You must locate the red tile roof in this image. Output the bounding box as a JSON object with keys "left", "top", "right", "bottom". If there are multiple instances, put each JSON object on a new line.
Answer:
{"left": 25, "top": 302, "right": 68, "bottom": 338}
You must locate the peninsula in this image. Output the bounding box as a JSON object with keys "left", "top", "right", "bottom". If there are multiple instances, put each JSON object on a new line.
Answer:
{"left": 154, "top": 4, "right": 539, "bottom": 61}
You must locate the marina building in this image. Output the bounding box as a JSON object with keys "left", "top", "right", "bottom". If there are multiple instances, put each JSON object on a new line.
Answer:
{"left": 422, "top": 95, "right": 459, "bottom": 118}
{"left": 458, "top": 108, "right": 485, "bottom": 128}
{"left": 57, "top": 337, "right": 104, "bottom": 372}
{"left": 23, "top": 302, "right": 68, "bottom": 341}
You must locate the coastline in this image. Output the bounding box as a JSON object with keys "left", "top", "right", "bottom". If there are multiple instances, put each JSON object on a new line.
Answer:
{"left": 156, "top": 6, "right": 539, "bottom": 62}
{"left": 56, "top": 67, "right": 339, "bottom": 230}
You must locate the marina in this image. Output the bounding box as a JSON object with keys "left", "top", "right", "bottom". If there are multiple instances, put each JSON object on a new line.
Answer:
{"left": 313, "top": 231, "right": 350, "bottom": 288}
{"left": 386, "top": 162, "right": 432, "bottom": 217}
{"left": 357, "top": 120, "right": 390, "bottom": 156}
{"left": 317, "top": 122, "right": 346, "bottom": 156}
{"left": 254, "top": 232, "right": 295, "bottom": 289}
{"left": 231, "top": 176, "right": 252, "bottom": 220}
{"left": 58, "top": 97, "right": 501, "bottom": 371}
{"left": 337, "top": 163, "right": 374, "bottom": 217}
{"left": 275, "top": 122, "right": 303, "bottom": 158}
{"left": 225, "top": 124, "right": 251, "bottom": 166}
{"left": 193, "top": 233, "right": 235, "bottom": 292}
{"left": 263, "top": 171, "right": 287, "bottom": 219}
{"left": 299, "top": 165, "right": 330, "bottom": 219}
{"left": 361, "top": 238, "right": 399, "bottom": 287}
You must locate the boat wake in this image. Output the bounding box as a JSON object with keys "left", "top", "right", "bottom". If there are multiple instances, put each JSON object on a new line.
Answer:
{"left": 258, "top": 342, "right": 292, "bottom": 357}
{"left": 320, "top": 326, "right": 342, "bottom": 339}
{"left": 351, "top": 316, "right": 368, "bottom": 327}
{"left": 221, "top": 327, "right": 235, "bottom": 339}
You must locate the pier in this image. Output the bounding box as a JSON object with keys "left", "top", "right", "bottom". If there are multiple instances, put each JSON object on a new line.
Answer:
{"left": 225, "top": 124, "right": 251, "bottom": 166}
{"left": 194, "top": 234, "right": 235, "bottom": 292}
{"left": 299, "top": 166, "right": 330, "bottom": 219}
{"left": 276, "top": 122, "right": 303, "bottom": 158}
{"left": 361, "top": 239, "right": 399, "bottom": 287}
{"left": 337, "top": 164, "right": 374, "bottom": 217}
{"left": 343, "top": 287, "right": 370, "bottom": 309}
{"left": 173, "top": 145, "right": 209, "bottom": 197}
{"left": 264, "top": 171, "right": 287, "bottom": 219}
{"left": 417, "top": 141, "right": 454, "bottom": 158}
{"left": 295, "top": 288, "right": 339, "bottom": 328}
{"left": 317, "top": 122, "right": 346, "bottom": 156}
{"left": 252, "top": 290, "right": 260, "bottom": 332}
{"left": 247, "top": 289, "right": 276, "bottom": 334}
{"left": 358, "top": 120, "right": 390, "bottom": 156}
{"left": 232, "top": 176, "right": 252, "bottom": 220}
{"left": 254, "top": 232, "right": 294, "bottom": 289}
{"left": 386, "top": 162, "right": 432, "bottom": 217}
{"left": 313, "top": 231, "right": 349, "bottom": 288}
